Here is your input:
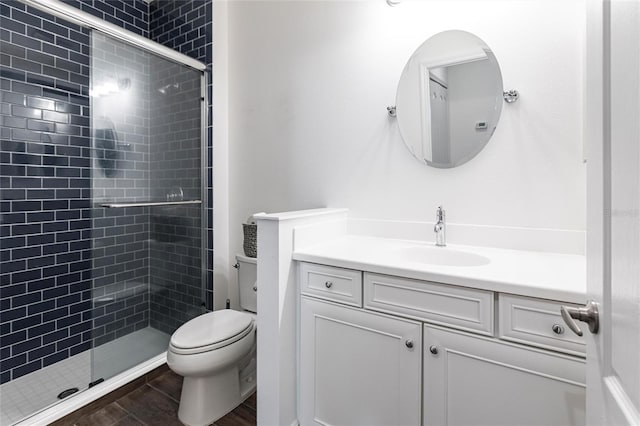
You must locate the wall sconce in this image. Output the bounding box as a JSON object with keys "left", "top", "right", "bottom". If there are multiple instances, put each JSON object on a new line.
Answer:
{"left": 386, "top": 0, "right": 401, "bottom": 6}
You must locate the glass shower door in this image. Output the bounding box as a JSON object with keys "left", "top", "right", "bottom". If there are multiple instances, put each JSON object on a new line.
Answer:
{"left": 89, "top": 31, "right": 205, "bottom": 384}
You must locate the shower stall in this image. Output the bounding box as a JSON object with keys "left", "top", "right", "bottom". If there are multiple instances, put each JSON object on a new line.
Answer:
{"left": 0, "top": 1, "right": 209, "bottom": 424}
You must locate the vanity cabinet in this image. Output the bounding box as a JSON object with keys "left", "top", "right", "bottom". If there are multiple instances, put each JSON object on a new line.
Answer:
{"left": 423, "top": 325, "right": 585, "bottom": 426}
{"left": 299, "top": 296, "right": 422, "bottom": 426}
{"left": 297, "top": 262, "right": 586, "bottom": 426}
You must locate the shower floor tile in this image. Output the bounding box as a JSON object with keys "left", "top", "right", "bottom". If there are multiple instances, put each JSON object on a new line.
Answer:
{"left": 0, "top": 350, "right": 91, "bottom": 426}
{"left": 0, "top": 327, "right": 170, "bottom": 426}
{"left": 93, "top": 327, "right": 170, "bottom": 382}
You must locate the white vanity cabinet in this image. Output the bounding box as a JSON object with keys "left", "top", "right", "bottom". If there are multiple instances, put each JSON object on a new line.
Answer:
{"left": 299, "top": 296, "right": 422, "bottom": 426}
{"left": 423, "top": 325, "right": 586, "bottom": 426}
{"left": 297, "top": 262, "right": 586, "bottom": 426}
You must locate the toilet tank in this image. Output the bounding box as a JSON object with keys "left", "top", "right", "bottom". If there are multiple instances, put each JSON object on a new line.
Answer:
{"left": 236, "top": 254, "right": 257, "bottom": 313}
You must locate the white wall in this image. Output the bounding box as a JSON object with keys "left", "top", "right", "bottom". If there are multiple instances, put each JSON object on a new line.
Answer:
{"left": 222, "top": 0, "right": 586, "bottom": 306}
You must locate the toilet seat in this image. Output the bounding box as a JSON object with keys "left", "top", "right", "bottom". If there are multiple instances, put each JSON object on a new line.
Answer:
{"left": 169, "top": 310, "right": 254, "bottom": 355}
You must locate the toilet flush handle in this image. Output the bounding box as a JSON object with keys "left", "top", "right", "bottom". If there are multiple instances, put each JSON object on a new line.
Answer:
{"left": 253, "top": 281, "right": 257, "bottom": 292}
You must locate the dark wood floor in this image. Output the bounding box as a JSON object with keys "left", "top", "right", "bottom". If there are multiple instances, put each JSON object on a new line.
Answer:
{"left": 59, "top": 369, "right": 256, "bottom": 426}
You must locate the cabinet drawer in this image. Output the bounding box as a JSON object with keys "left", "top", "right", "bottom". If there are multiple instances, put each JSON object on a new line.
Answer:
{"left": 299, "top": 262, "right": 362, "bottom": 307}
{"left": 498, "top": 294, "right": 586, "bottom": 356}
{"left": 364, "top": 273, "right": 494, "bottom": 335}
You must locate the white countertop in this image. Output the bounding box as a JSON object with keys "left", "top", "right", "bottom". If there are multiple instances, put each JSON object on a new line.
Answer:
{"left": 292, "top": 235, "right": 587, "bottom": 303}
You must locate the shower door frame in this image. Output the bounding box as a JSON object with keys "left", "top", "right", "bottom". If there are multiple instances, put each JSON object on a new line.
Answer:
{"left": 18, "top": 0, "right": 211, "bottom": 338}
{"left": 19, "top": 0, "right": 207, "bottom": 71}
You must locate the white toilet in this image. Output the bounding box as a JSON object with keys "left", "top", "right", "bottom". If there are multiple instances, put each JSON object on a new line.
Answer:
{"left": 167, "top": 255, "right": 257, "bottom": 426}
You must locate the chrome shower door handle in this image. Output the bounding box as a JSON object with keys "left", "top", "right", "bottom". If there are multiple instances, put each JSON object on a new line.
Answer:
{"left": 560, "top": 300, "right": 600, "bottom": 337}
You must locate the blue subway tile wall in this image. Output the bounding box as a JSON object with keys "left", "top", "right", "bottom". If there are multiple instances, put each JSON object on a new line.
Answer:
{"left": 1, "top": 1, "right": 93, "bottom": 385}
{"left": 149, "top": 0, "right": 213, "bottom": 310}
{"left": 61, "top": 0, "right": 149, "bottom": 39}
{"left": 0, "top": 0, "right": 149, "bottom": 385}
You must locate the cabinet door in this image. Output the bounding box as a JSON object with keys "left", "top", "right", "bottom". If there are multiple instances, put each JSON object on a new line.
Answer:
{"left": 300, "top": 297, "right": 422, "bottom": 426}
{"left": 423, "top": 325, "right": 586, "bottom": 426}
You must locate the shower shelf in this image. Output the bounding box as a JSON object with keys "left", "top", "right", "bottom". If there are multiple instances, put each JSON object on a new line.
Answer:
{"left": 100, "top": 200, "right": 202, "bottom": 208}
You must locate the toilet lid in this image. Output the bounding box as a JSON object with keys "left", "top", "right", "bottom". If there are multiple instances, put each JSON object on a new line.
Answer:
{"left": 170, "top": 310, "right": 254, "bottom": 350}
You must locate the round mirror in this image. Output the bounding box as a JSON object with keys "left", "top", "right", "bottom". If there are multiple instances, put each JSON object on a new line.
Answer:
{"left": 396, "top": 30, "right": 503, "bottom": 168}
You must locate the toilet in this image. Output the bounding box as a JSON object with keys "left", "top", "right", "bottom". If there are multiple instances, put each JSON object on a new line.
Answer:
{"left": 167, "top": 255, "right": 257, "bottom": 426}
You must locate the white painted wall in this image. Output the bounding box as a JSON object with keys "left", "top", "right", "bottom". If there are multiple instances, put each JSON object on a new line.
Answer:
{"left": 222, "top": 0, "right": 586, "bottom": 306}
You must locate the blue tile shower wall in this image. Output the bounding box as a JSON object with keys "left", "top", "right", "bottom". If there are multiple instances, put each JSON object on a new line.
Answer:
{"left": 61, "top": 0, "right": 149, "bottom": 39}
{"left": 149, "top": 0, "right": 213, "bottom": 310}
{"left": 0, "top": 0, "right": 149, "bottom": 385}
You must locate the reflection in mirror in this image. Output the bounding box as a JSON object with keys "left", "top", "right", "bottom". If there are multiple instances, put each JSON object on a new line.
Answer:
{"left": 396, "top": 31, "right": 503, "bottom": 168}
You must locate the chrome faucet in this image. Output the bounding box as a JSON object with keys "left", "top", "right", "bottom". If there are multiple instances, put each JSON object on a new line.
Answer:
{"left": 434, "top": 206, "right": 446, "bottom": 247}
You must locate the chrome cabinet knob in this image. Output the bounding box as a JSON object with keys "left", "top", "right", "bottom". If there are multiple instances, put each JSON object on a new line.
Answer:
{"left": 405, "top": 339, "right": 414, "bottom": 349}
{"left": 429, "top": 345, "right": 439, "bottom": 355}
{"left": 325, "top": 281, "right": 333, "bottom": 289}
{"left": 551, "top": 324, "right": 564, "bottom": 335}
{"left": 560, "top": 300, "right": 599, "bottom": 336}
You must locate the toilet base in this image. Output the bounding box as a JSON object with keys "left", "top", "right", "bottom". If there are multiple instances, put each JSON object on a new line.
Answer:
{"left": 178, "top": 367, "right": 241, "bottom": 426}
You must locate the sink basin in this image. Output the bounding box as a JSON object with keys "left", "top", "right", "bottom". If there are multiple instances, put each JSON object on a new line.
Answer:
{"left": 392, "top": 246, "right": 491, "bottom": 267}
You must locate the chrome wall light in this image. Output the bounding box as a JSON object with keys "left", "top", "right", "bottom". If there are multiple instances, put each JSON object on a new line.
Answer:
{"left": 386, "top": 0, "right": 402, "bottom": 6}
